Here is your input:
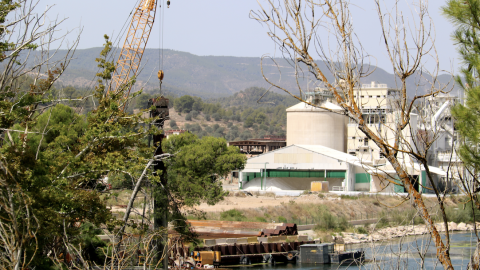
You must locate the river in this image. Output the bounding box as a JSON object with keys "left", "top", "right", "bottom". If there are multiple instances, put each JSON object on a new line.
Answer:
{"left": 232, "top": 233, "right": 477, "bottom": 270}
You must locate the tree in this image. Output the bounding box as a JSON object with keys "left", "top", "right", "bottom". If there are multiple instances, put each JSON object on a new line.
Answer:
{"left": 192, "top": 98, "right": 203, "bottom": 112}
{"left": 170, "top": 119, "right": 178, "bottom": 128}
{"left": 136, "top": 92, "right": 153, "bottom": 110}
{"left": 174, "top": 95, "right": 195, "bottom": 113}
{"left": 443, "top": 0, "right": 480, "bottom": 267}
{"left": 161, "top": 133, "right": 246, "bottom": 229}
{"left": 213, "top": 112, "right": 221, "bottom": 121}
{"left": 244, "top": 116, "right": 254, "bottom": 128}
{"left": 0, "top": 27, "right": 162, "bottom": 267}
{"left": 252, "top": 0, "right": 456, "bottom": 268}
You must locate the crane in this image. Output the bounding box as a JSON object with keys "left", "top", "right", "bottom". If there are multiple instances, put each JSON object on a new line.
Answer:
{"left": 108, "top": 0, "right": 168, "bottom": 108}
{"left": 108, "top": 1, "right": 170, "bottom": 268}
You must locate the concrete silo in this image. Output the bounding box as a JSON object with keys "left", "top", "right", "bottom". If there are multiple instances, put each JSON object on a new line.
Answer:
{"left": 286, "top": 101, "right": 347, "bottom": 152}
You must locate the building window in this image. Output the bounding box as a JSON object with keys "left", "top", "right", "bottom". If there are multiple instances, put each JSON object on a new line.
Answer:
{"left": 364, "top": 138, "right": 369, "bottom": 146}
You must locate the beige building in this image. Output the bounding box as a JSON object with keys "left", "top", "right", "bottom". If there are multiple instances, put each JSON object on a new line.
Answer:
{"left": 238, "top": 81, "right": 451, "bottom": 194}
{"left": 347, "top": 82, "right": 401, "bottom": 160}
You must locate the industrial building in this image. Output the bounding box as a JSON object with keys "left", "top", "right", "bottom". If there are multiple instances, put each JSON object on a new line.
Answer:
{"left": 228, "top": 136, "right": 286, "bottom": 156}
{"left": 238, "top": 82, "right": 455, "bottom": 194}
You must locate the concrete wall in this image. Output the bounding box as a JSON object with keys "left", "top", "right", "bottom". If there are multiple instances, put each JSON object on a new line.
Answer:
{"left": 354, "top": 183, "right": 370, "bottom": 191}
{"left": 370, "top": 175, "right": 394, "bottom": 193}
{"left": 243, "top": 177, "right": 344, "bottom": 191}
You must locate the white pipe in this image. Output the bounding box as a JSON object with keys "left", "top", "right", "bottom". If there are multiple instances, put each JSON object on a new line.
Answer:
{"left": 431, "top": 101, "right": 450, "bottom": 166}
{"left": 431, "top": 101, "right": 450, "bottom": 131}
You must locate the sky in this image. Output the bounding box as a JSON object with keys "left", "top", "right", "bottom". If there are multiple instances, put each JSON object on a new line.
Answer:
{"left": 35, "top": 0, "right": 459, "bottom": 74}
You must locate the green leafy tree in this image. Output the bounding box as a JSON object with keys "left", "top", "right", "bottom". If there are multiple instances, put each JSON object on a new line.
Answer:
{"left": 136, "top": 92, "right": 153, "bottom": 110}
{"left": 213, "top": 112, "right": 221, "bottom": 121}
{"left": 444, "top": 1, "right": 480, "bottom": 267}
{"left": 0, "top": 31, "right": 160, "bottom": 268}
{"left": 255, "top": 112, "right": 267, "bottom": 124}
{"left": 244, "top": 116, "right": 254, "bottom": 128}
{"left": 161, "top": 133, "right": 246, "bottom": 228}
{"left": 174, "top": 95, "right": 195, "bottom": 113}
{"left": 192, "top": 98, "right": 203, "bottom": 111}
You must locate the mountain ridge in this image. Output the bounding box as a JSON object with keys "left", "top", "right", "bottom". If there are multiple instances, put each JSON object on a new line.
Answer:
{"left": 30, "top": 47, "right": 459, "bottom": 99}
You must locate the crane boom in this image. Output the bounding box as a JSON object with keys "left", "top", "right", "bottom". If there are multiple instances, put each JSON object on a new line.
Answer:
{"left": 108, "top": 0, "right": 158, "bottom": 104}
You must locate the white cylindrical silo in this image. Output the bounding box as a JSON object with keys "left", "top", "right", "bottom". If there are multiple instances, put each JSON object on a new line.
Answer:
{"left": 286, "top": 102, "right": 347, "bottom": 152}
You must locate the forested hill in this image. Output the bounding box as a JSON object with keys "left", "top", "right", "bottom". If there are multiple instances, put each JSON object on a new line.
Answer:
{"left": 34, "top": 47, "right": 459, "bottom": 99}
{"left": 207, "top": 87, "right": 298, "bottom": 108}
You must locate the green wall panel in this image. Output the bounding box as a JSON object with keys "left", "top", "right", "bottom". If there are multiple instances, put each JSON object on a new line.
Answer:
{"left": 309, "top": 171, "right": 324, "bottom": 178}
{"left": 327, "top": 171, "right": 346, "bottom": 178}
{"left": 355, "top": 173, "right": 370, "bottom": 183}
{"left": 393, "top": 176, "right": 404, "bottom": 193}
{"left": 421, "top": 170, "right": 427, "bottom": 187}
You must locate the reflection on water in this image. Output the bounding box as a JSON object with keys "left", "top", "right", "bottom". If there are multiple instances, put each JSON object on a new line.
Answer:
{"left": 233, "top": 233, "right": 476, "bottom": 270}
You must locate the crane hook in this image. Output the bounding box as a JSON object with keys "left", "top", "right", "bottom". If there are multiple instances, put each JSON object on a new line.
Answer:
{"left": 167, "top": 0, "right": 170, "bottom": 8}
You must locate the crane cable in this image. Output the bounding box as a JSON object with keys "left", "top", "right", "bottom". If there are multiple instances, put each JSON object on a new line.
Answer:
{"left": 158, "top": 0, "right": 165, "bottom": 96}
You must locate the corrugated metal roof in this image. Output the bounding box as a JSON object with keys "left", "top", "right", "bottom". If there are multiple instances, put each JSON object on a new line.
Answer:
{"left": 295, "top": 144, "right": 374, "bottom": 169}
{"left": 294, "top": 145, "right": 447, "bottom": 176}
{"left": 246, "top": 144, "right": 448, "bottom": 176}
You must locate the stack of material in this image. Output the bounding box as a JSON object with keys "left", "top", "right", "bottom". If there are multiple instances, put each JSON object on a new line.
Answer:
{"left": 259, "top": 223, "right": 298, "bottom": 236}
{"left": 187, "top": 220, "right": 297, "bottom": 239}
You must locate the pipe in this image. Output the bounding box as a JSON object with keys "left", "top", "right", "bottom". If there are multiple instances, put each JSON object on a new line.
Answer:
{"left": 431, "top": 101, "right": 450, "bottom": 131}
{"left": 431, "top": 100, "right": 450, "bottom": 166}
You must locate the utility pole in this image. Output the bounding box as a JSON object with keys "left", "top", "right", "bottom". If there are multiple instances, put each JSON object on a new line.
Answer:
{"left": 149, "top": 97, "right": 169, "bottom": 270}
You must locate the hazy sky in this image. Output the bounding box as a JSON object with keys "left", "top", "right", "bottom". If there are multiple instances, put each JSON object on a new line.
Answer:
{"left": 36, "top": 0, "right": 458, "bottom": 73}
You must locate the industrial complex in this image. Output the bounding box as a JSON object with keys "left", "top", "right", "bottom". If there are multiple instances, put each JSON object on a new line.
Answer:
{"left": 236, "top": 82, "right": 458, "bottom": 194}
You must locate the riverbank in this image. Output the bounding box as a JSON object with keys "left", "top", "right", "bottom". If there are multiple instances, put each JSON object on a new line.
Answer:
{"left": 341, "top": 222, "right": 477, "bottom": 244}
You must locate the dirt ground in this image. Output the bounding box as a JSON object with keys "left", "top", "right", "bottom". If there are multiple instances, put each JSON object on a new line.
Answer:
{"left": 193, "top": 192, "right": 339, "bottom": 212}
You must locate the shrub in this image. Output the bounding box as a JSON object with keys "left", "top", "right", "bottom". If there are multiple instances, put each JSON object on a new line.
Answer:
{"left": 313, "top": 211, "right": 351, "bottom": 232}
{"left": 204, "top": 114, "right": 211, "bottom": 121}
{"left": 191, "top": 110, "right": 199, "bottom": 118}
{"left": 278, "top": 216, "right": 287, "bottom": 223}
{"left": 220, "top": 209, "right": 246, "bottom": 221}
{"left": 356, "top": 226, "right": 368, "bottom": 235}
{"left": 255, "top": 217, "right": 267, "bottom": 223}
{"left": 445, "top": 204, "right": 475, "bottom": 223}
{"left": 376, "top": 211, "right": 390, "bottom": 228}
{"left": 169, "top": 120, "right": 178, "bottom": 128}
{"left": 185, "top": 113, "right": 192, "bottom": 121}
{"left": 213, "top": 113, "right": 221, "bottom": 121}
{"left": 340, "top": 195, "right": 358, "bottom": 200}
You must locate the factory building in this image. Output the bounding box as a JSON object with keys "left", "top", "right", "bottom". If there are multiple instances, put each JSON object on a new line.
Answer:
{"left": 238, "top": 82, "right": 452, "bottom": 194}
